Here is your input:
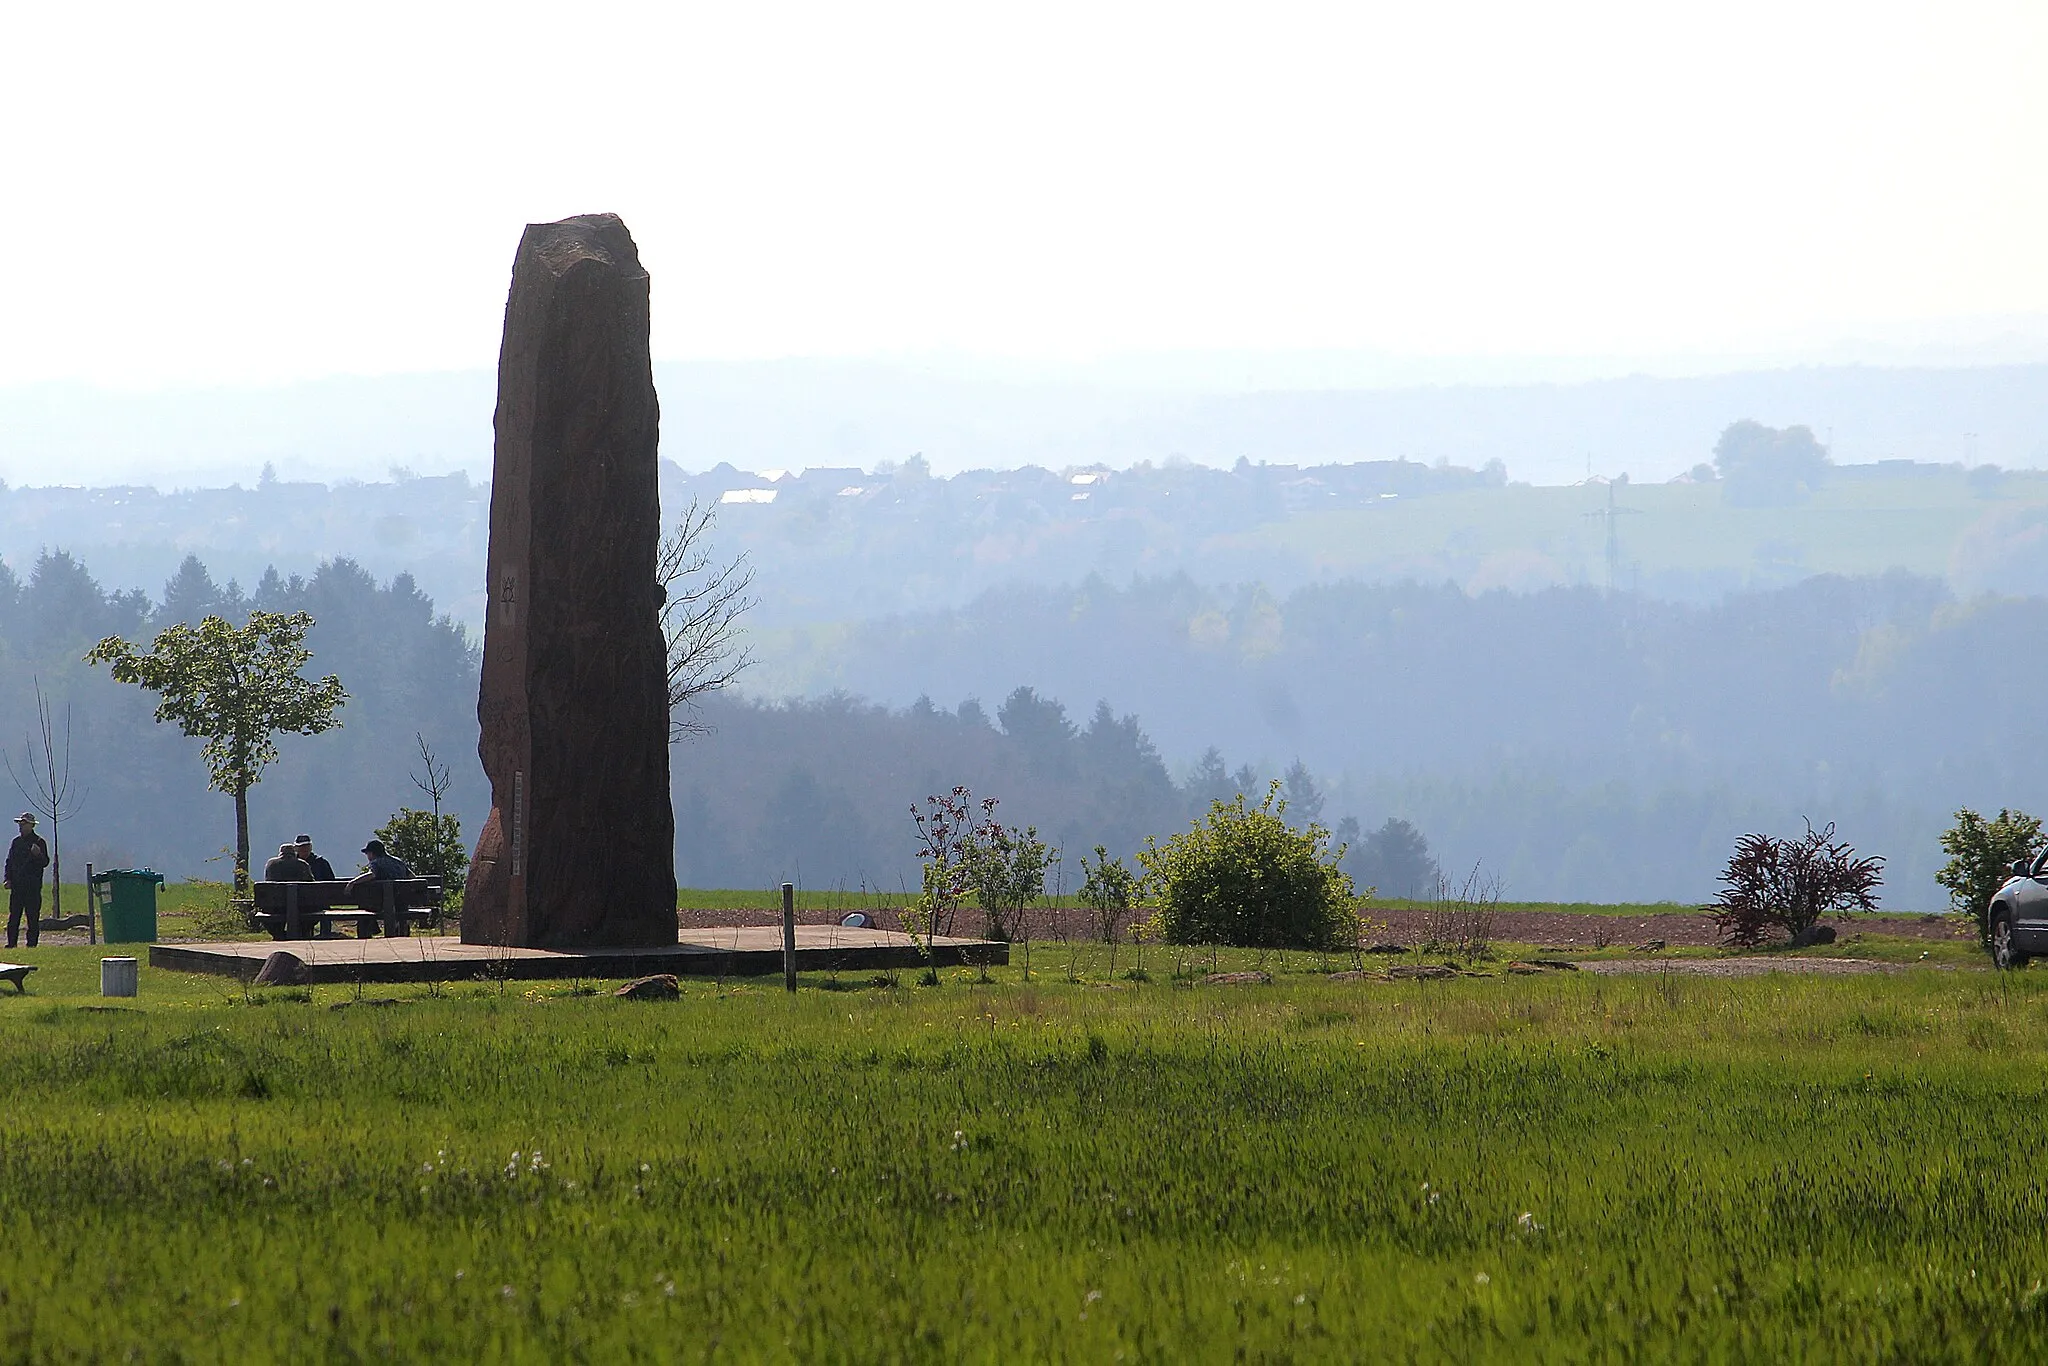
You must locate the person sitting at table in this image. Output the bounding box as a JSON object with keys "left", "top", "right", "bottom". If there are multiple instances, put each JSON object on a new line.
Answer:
{"left": 345, "top": 839, "right": 414, "bottom": 933}
{"left": 293, "top": 833, "right": 336, "bottom": 881}
{"left": 262, "top": 842, "right": 311, "bottom": 882}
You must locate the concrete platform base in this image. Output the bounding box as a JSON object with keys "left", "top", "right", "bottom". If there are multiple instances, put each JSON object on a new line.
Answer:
{"left": 148, "top": 927, "right": 1007, "bottom": 985}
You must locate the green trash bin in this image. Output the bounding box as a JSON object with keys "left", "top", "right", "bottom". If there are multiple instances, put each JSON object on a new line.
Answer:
{"left": 92, "top": 869, "right": 165, "bottom": 944}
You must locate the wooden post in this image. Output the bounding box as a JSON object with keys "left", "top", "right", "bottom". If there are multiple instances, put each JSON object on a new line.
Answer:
{"left": 781, "top": 882, "right": 797, "bottom": 994}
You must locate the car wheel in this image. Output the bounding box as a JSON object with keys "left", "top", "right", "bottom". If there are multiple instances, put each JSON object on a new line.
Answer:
{"left": 1993, "top": 913, "right": 2029, "bottom": 970}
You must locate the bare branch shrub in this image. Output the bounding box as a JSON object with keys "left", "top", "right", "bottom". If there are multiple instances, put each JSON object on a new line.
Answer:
{"left": 659, "top": 497, "right": 758, "bottom": 741}
{"left": 1419, "top": 863, "right": 1501, "bottom": 961}
{"left": 6, "top": 676, "right": 86, "bottom": 920}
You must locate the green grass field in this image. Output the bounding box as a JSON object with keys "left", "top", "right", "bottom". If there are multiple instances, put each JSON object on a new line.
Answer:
{"left": 1223, "top": 465, "right": 2048, "bottom": 588}
{"left": 0, "top": 937, "right": 2042, "bottom": 1360}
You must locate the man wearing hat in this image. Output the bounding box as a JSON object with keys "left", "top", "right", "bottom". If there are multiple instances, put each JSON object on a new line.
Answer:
{"left": 345, "top": 838, "right": 413, "bottom": 935}
{"left": 293, "top": 834, "right": 336, "bottom": 882}
{"left": 4, "top": 813, "right": 50, "bottom": 949}
{"left": 261, "top": 843, "right": 311, "bottom": 882}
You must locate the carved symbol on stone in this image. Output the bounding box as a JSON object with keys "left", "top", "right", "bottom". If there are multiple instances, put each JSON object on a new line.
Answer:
{"left": 511, "top": 769, "right": 525, "bottom": 880}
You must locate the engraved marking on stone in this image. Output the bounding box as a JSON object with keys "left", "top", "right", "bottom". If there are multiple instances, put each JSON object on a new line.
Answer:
{"left": 511, "top": 769, "right": 525, "bottom": 880}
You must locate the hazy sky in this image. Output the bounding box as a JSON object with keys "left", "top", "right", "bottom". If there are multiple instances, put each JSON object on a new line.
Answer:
{"left": 7, "top": 0, "right": 2046, "bottom": 388}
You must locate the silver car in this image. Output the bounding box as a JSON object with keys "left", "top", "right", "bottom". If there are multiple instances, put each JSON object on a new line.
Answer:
{"left": 1988, "top": 857, "right": 2048, "bottom": 968}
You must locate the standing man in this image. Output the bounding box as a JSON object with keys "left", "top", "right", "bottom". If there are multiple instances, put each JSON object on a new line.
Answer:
{"left": 4, "top": 813, "right": 50, "bottom": 950}
{"left": 294, "top": 834, "right": 336, "bottom": 881}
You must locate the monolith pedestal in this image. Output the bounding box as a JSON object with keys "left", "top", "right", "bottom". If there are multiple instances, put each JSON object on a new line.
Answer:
{"left": 463, "top": 213, "right": 678, "bottom": 947}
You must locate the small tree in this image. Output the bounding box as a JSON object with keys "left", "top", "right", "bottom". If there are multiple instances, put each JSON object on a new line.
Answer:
{"left": 5, "top": 677, "right": 87, "bottom": 920}
{"left": 1079, "top": 844, "right": 1139, "bottom": 977}
{"left": 409, "top": 733, "right": 451, "bottom": 819}
{"left": 1138, "top": 781, "right": 1358, "bottom": 951}
{"left": 907, "top": 787, "right": 976, "bottom": 965}
{"left": 1705, "top": 821, "right": 1884, "bottom": 947}
{"left": 660, "top": 497, "right": 758, "bottom": 741}
{"left": 960, "top": 798, "right": 1053, "bottom": 943}
{"left": 1936, "top": 807, "right": 2042, "bottom": 948}
{"left": 86, "top": 611, "right": 347, "bottom": 889}
{"left": 1078, "top": 845, "right": 1138, "bottom": 945}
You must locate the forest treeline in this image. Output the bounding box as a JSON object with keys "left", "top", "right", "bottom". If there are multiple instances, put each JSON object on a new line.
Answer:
{"left": 0, "top": 550, "right": 484, "bottom": 882}
{"left": 0, "top": 549, "right": 1426, "bottom": 895}
{"left": 3, "top": 546, "right": 2040, "bottom": 904}
{"left": 670, "top": 689, "right": 1436, "bottom": 898}
{"left": 756, "top": 570, "right": 2048, "bottom": 901}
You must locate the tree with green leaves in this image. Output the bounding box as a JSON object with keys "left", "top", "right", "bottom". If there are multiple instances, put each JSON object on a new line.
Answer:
{"left": 1936, "top": 807, "right": 2042, "bottom": 948}
{"left": 960, "top": 798, "right": 1054, "bottom": 943}
{"left": 86, "top": 612, "right": 347, "bottom": 888}
{"left": 1713, "top": 420, "right": 1831, "bottom": 506}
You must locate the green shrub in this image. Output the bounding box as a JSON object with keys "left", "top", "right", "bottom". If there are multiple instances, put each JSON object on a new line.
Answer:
{"left": 1937, "top": 807, "right": 2042, "bottom": 948}
{"left": 1138, "top": 782, "right": 1356, "bottom": 950}
{"left": 374, "top": 808, "right": 467, "bottom": 920}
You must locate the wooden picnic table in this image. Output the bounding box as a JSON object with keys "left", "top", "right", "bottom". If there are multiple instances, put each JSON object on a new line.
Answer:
{"left": 250, "top": 879, "right": 442, "bottom": 940}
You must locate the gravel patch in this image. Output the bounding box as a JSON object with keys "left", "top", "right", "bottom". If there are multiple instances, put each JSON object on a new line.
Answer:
{"left": 1573, "top": 956, "right": 1908, "bottom": 977}
{"left": 1366, "top": 909, "right": 1971, "bottom": 950}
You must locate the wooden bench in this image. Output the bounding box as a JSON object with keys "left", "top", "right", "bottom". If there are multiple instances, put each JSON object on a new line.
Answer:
{"left": 0, "top": 963, "right": 36, "bottom": 994}
{"left": 250, "top": 880, "right": 442, "bottom": 940}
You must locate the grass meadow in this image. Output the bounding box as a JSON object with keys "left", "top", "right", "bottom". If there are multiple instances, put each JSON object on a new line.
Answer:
{"left": 0, "top": 938, "right": 2042, "bottom": 1360}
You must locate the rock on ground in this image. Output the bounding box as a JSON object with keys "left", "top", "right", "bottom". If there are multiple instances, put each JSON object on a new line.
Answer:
{"left": 251, "top": 951, "right": 309, "bottom": 987}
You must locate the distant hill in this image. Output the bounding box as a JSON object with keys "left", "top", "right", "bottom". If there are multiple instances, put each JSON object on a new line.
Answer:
{"left": 1, "top": 360, "right": 2043, "bottom": 487}
{"left": 7, "top": 452, "right": 2048, "bottom": 637}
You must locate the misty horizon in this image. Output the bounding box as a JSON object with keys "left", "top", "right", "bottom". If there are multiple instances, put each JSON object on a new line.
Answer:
{"left": 5, "top": 353, "right": 2047, "bottom": 491}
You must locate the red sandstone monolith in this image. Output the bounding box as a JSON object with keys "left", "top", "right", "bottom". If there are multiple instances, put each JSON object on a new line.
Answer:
{"left": 463, "top": 214, "right": 678, "bottom": 947}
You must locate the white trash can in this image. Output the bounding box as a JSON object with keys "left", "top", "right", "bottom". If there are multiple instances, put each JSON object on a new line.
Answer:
{"left": 101, "top": 957, "right": 138, "bottom": 998}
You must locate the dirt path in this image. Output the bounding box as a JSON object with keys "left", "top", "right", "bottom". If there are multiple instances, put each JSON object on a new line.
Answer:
{"left": 1365, "top": 908, "right": 1970, "bottom": 950}
{"left": 1571, "top": 956, "right": 1914, "bottom": 977}
{"left": 676, "top": 904, "right": 1974, "bottom": 950}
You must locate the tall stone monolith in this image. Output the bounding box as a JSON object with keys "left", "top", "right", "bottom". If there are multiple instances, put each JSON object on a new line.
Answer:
{"left": 462, "top": 213, "right": 678, "bottom": 947}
